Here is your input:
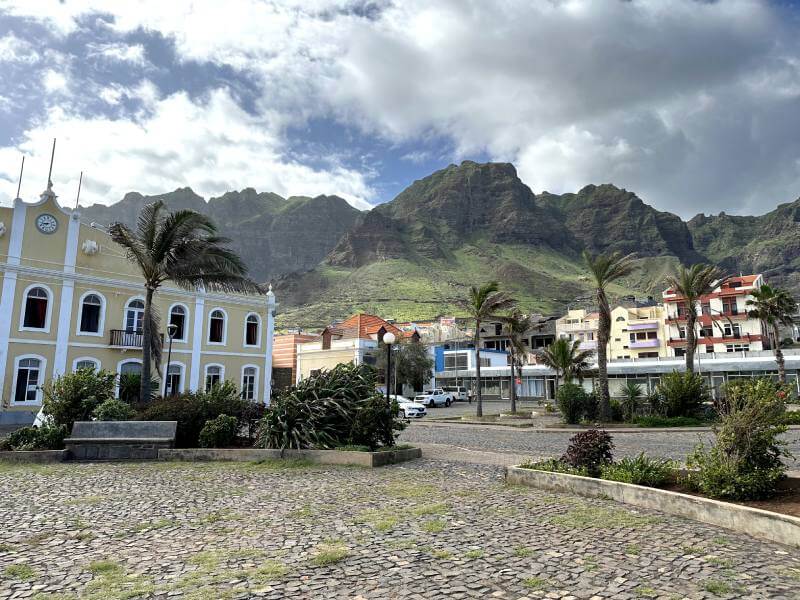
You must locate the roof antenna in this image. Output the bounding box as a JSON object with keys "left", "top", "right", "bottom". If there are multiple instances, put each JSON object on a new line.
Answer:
{"left": 74, "top": 171, "right": 83, "bottom": 209}
{"left": 15, "top": 155, "right": 24, "bottom": 199}
{"left": 46, "top": 138, "right": 56, "bottom": 192}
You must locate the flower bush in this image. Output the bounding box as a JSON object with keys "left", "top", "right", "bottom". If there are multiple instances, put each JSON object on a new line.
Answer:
{"left": 560, "top": 429, "right": 614, "bottom": 476}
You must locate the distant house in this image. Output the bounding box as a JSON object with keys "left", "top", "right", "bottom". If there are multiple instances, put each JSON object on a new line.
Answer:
{"left": 295, "top": 313, "right": 403, "bottom": 382}
{"left": 608, "top": 305, "right": 668, "bottom": 360}
{"left": 555, "top": 309, "right": 599, "bottom": 351}
{"left": 272, "top": 332, "right": 317, "bottom": 390}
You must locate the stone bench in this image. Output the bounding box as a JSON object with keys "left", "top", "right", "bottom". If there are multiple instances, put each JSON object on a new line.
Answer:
{"left": 65, "top": 421, "right": 177, "bottom": 460}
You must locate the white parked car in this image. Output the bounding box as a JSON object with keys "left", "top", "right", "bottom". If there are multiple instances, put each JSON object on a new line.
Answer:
{"left": 414, "top": 388, "right": 453, "bottom": 408}
{"left": 391, "top": 395, "right": 427, "bottom": 419}
{"left": 442, "top": 386, "right": 470, "bottom": 402}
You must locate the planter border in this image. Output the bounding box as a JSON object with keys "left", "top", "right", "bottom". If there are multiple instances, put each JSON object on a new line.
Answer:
{"left": 0, "top": 450, "right": 67, "bottom": 464}
{"left": 158, "top": 446, "right": 421, "bottom": 467}
{"left": 506, "top": 465, "right": 800, "bottom": 548}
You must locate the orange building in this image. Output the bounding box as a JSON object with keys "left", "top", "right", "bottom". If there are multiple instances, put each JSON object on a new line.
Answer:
{"left": 272, "top": 333, "right": 316, "bottom": 390}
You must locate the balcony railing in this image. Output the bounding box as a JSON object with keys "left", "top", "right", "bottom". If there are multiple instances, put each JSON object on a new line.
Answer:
{"left": 109, "top": 330, "right": 163, "bottom": 348}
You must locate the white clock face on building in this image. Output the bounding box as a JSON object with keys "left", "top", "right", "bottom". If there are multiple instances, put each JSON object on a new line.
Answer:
{"left": 36, "top": 214, "right": 58, "bottom": 234}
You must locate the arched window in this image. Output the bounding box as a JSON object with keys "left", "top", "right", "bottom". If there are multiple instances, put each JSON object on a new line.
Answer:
{"left": 117, "top": 360, "right": 143, "bottom": 402}
{"left": 78, "top": 293, "right": 104, "bottom": 334}
{"left": 13, "top": 356, "right": 44, "bottom": 404}
{"left": 165, "top": 363, "right": 184, "bottom": 396}
{"left": 73, "top": 357, "right": 100, "bottom": 372}
{"left": 125, "top": 299, "right": 145, "bottom": 333}
{"left": 241, "top": 366, "right": 257, "bottom": 401}
{"left": 22, "top": 286, "right": 49, "bottom": 330}
{"left": 205, "top": 364, "right": 223, "bottom": 390}
{"left": 244, "top": 313, "right": 260, "bottom": 346}
{"left": 208, "top": 309, "right": 225, "bottom": 344}
{"left": 169, "top": 305, "right": 187, "bottom": 341}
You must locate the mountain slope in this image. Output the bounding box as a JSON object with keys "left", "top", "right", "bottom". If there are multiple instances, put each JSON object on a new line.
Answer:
{"left": 81, "top": 188, "right": 362, "bottom": 281}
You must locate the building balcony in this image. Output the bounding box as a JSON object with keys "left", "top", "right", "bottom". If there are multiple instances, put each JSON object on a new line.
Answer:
{"left": 629, "top": 339, "right": 660, "bottom": 348}
{"left": 109, "top": 329, "right": 163, "bottom": 349}
{"left": 627, "top": 321, "right": 659, "bottom": 331}
{"left": 667, "top": 333, "right": 762, "bottom": 347}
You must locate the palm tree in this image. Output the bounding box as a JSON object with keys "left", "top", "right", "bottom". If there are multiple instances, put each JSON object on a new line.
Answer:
{"left": 539, "top": 337, "right": 594, "bottom": 396}
{"left": 583, "top": 251, "right": 636, "bottom": 422}
{"left": 746, "top": 284, "right": 797, "bottom": 382}
{"left": 462, "top": 281, "right": 516, "bottom": 417}
{"left": 664, "top": 264, "right": 723, "bottom": 374}
{"left": 501, "top": 311, "right": 533, "bottom": 414}
{"left": 109, "top": 201, "right": 261, "bottom": 403}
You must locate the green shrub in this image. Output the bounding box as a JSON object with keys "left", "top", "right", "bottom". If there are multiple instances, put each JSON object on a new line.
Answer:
{"left": 685, "top": 378, "right": 789, "bottom": 500}
{"left": 557, "top": 383, "right": 588, "bottom": 425}
{"left": 257, "top": 363, "right": 405, "bottom": 451}
{"left": 560, "top": 429, "right": 614, "bottom": 477}
{"left": 137, "top": 382, "right": 252, "bottom": 447}
{"left": 118, "top": 373, "right": 159, "bottom": 404}
{"left": 608, "top": 398, "right": 624, "bottom": 422}
{"left": 634, "top": 415, "right": 705, "bottom": 428}
{"left": 518, "top": 458, "right": 589, "bottom": 476}
{"left": 92, "top": 399, "right": 135, "bottom": 421}
{"left": 0, "top": 424, "right": 67, "bottom": 450}
{"left": 780, "top": 410, "right": 800, "bottom": 426}
{"left": 656, "top": 371, "right": 709, "bottom": 418}
{"left": 620, "top": 382, "right": 643, "bottom": 422}
{"left": 600, "top": 453, "right": 676, "bottom": 487}
{"left": 41, "top": 369, "right": 117, "bottom": 431}
{"left": 198, "top": 414, "right": 239, "bottom": 448}
{"left": 583, "top": 392, "right": 599, "bottom": 422}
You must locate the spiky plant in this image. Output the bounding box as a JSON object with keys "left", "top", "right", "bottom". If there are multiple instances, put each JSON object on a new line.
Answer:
{"left": 538, "top": 337, "right": 594, "bottom": 395}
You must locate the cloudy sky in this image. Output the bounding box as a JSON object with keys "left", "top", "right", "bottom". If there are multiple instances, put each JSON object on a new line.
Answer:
{"left": 1, "top": 0, "right": 800, "bottom": 216}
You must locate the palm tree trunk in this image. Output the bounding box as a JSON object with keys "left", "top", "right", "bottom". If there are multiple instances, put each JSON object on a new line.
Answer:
{"left": 475, "top": 320, "right": 483, "bottom": 418}
{"left": 685, "top": 314, "right": 696, "bottom": 374}
{"left": 597, "top": 328, "right": 610, "bottom": 422}
{"left": 140, "top": 286, "right": 155, "bottom": 403}
{"left": 773, "top": 323, "right": 786, "bottom": 383}
{"left": 508, "top": 347, "right": 517, "bottom": 414}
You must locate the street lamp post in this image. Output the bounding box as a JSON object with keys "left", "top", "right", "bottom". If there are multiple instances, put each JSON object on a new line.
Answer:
{"left": 163, "top": 323, "right": 178, "bottom": 397}
{"left": 383, "top": 332, "right": 396, "bottom": 406}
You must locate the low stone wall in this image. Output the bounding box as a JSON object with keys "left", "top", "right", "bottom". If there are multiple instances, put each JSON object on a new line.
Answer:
{"left": 159, "top": 446, "right": 421, "bottom": 467}
{"left": 506, "top": 466, "right": 800, "bottom": 548}
{"left": 0, "top": 450, "right": 67, "bottom": 463}
{"left": 66, "top": 440, "right": 173, "bottom": 461}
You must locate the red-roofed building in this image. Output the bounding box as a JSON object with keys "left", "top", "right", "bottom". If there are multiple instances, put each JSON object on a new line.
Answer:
{"left": 662, "top": 274, "right": 772, "bottom": 356}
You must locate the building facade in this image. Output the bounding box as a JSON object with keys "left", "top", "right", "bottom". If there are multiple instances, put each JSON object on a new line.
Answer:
{"left": 555, "top": 309, "right": 599, "bottom": 351}
{"left": 663, "top": 275, "right": 770, "bottom": 356}
{"left": 608, "top": 305, "right": 669, "bottom": 360}
{"left": 0, "top": 187, "right": 275, "bottom": 423}
{"left": 272, "top": 332, "right": 317, "bottom": 391}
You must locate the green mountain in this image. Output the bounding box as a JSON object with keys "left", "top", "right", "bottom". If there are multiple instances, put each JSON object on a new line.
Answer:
{"left": 82, "top": 188, "right": 362, "bottom": 282}
{"left": 82, "top": 161, "right": 800, "bottom": 329}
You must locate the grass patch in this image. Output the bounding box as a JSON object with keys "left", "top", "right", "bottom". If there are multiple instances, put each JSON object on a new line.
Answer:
{"left": 680, "top": 545, "right": 705, "bottom": 555}
{"left": 431, "top": 549, "right": 452, "bottom": 559}
{"left": 22, "top": 532, "right": 51, "bottom": 546}
{"left": 386, "top": 481, "right": 440, "bottom": 499}
{"left": 355, "top": 508, "right": 399, "bottom": 532}
{"left": 310, "top": 542, "right": 349, "bottom": 566}
{"left": 636, "top": 587, "right": 658, "bottom": 598}
{"left": 712, "top": 536, "right": 731, "bottom": 546}
{"left": 583, "top": 555, "right": 598, "bottom": 571}
{"left": 4, "top": 564, "right": 35, "bottom": 580}
{"left": 704, "top": 580, "right": 733, "bottom": 596}
{"left": 522, "top": 576, "right": 548, "bottom": 590}
{"left": 0, "top": 543, "right": 13, "bottom": 552}
{"left": 464, "top": 549, "right": 484, "bottom": 559}
{"left": 246, "top": 458, "right": 316, "bottom": 470}
{"left": 288, "top": 504, "right": 317, "bottom": 519}
{"left": 420, "top": 519, "right": 446, "bottom": 533}
{"left": 88, "top": 560, "right": 123, "bottom": 576}
{"left": 411, "top": 503, "right": 448, "bottom": 516}
{"left": 625, "top": 544, "right": 641, "bottom": 555}
{"left": 513, "top": 546, "right": 534, "bottom": 558}
{"left": 548, "top": 506, "right": 662, "bottom": 529}
{"left": 133, "top": 518, "right": 175, "bottom": 532}
{"left": 251, "top": 560, "right": 289, "bottom": 582}
{"left": 706, "top": 556, "right": 733, "bottom": 568}
{"left": 634, "top": 416, "right": 707, "bottom": 428}
{"left": 386, "top": 538, "right": 417, "bottom": 550}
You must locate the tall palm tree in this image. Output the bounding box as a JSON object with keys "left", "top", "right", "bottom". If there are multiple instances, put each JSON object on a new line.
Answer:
{"left": 501, "top": 311, "right": 533, "bottom": 414}
{"left": 664, "top": 263, "right": 723, "bottom": 374}
{"left": 461, "top": 281, "right": 516, "bottom": 417}
{"left": 583, "top": 251, "right": 636, "bottom": 422}
{"left": 746, "top": 284, "right": 797, "bottom": 382}
{"left": 538, "top": 337, "right": 594, "bottom": 396}
{"left": 110, "top": 201, "right": 262, "bottom": 402}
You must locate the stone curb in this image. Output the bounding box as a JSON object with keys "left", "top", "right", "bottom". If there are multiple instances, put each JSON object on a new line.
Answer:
{"left": 505, "top": 465, "right": 800, "bottom": 548}
{"left": 419, "top": 420, "right": 800, "bottom": 433}
{"left": 0, "top": 450, "right": 68, "bottom": 463}
{"left": 158, "top": 446, "right": 422, "bottom": 467}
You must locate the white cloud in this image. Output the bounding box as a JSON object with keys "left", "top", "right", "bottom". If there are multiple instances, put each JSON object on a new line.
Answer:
{"left": 86, "top": 42, "right": 147, "bottom": 66}
{"left": 0, "top": 88, "right": 373, "bottom": 210}
{"left": 0, "top": 32, "right": 40, "bottom": 64}
{"left": 42, "top": 69, "right": 68, "bottom": 93}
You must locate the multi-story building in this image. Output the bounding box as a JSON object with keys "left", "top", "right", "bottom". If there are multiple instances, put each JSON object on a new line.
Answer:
{"left": 555, "top": 309, "right": 599, "bottom": 351}
{"left": 295, "top": 313, "right": 402, "bottom": 382}
{"left": 0, "top": 184, "right": 276, "bottom": 424}
{"left": 479, "top": 314, "right": 557, "bottom": 353}
{"left": 272, "top": 332, "right": 317, "bottom": 391}
{"left": 663, "top": 274, "right": 770, "bottom": 357}
{"left": 608, "top": 305, "right": 669, "bottom": 360}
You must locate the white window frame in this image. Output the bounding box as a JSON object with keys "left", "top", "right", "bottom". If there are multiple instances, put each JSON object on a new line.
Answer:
{"left": 11, "top": 354, "right": 47, "bottom": 405}
{"left": 167, "top": 302, "right": 190, "bottom": 343}
{"left": 243, "top": 312, "right": 261, "bottom": 348}
{"left": 241, "top": 364, "right": 259, "bottom": 401}
{"left": 123, "top": 296, "right": 146, "bottom": 333}
{"left": 204, "top": 363, "right": 225, "bottom": 390}
{"left": 72, "top": 356, "right": 101, "bottom": 372}
{"left": 165, "top": 361, "right": 186, "bottom": 396}
{"left": 207, "top": 308, "right": 227, "bottom": 345}
{"left": 19, "top": 283, "right": 54, "bottom": 333}
{"left": 116, "top": 358, "right": 143, "bottom": 398}
{"left": 75, "top": 290, "right": 106, "bottom": 337}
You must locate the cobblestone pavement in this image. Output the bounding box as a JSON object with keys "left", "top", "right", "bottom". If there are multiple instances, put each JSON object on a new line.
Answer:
{"left": 1, "top": 460, "right": 799, "bottom": 600}
{"left": 399, "top": 422, "right": 800, "bottom": 468}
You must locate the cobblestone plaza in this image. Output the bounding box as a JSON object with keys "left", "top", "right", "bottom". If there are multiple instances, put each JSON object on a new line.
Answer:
{"left": 0, "top": 456, "right": 798, "bottom": 599}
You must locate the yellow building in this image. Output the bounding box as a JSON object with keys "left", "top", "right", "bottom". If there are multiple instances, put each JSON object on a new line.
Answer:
{"left": 555, "top": 309, "right": 598, "bottom": 351}
{"left": 0, "top": 183, "right": 275, "bottom": 424}
{"left": 608, "top": 305, "right": 668, "bottom": 360}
